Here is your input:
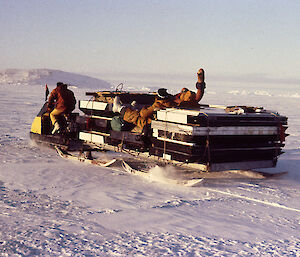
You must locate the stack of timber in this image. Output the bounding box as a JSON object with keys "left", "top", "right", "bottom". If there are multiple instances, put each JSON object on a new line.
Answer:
{"left": 150, "top": 107, "right": 287, "bottom": 171}
{"left": 76, "top": 91, "right": 288, "bottom": 171}
{"left": 78, "top": 91, "right": 155, "bottom": 152}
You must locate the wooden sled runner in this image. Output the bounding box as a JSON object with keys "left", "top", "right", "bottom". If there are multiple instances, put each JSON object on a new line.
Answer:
{"left": 55, "top": 146, "right": 117, "bottom": 167}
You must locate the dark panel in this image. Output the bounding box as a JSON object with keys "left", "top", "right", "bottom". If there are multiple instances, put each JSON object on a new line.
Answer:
{"left": 188, "top": 113, "right": 288, "bottom": 126}
{"left": 108, "top": 130, "right": 149, "bottom": 152}
{"left": 154, "top": 131, "right": 284, "bottom": 148}
{"left": 149, "top": 145, "right": 281, "bottom": 164}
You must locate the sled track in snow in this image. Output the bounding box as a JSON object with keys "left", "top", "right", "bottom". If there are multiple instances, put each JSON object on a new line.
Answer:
{"left": 208, "top": 188, "right": 300, "bottom": 213}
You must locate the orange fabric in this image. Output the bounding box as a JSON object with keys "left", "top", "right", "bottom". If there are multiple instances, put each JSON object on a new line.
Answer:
{"left": 140, "top": 98, "right": 175, "bottom": 118}
{"left": 122, "top": 89, "right": 202, "bottom": 130}
{"left": 176, "top": 89, "right": 200, "bottom": 108}
{"left": 123, "top": 108, "right": 148, "bottom": 129}
{"left": 123, "top": 92, "right": 202, "bottom": 129}
{"left": 48, "top": 85, "right": 76, "bottom": 113}
{"left": 123, "top": 97, "right": 176, "bottom": 129}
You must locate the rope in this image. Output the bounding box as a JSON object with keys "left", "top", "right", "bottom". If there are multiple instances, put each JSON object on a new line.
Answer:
{"left": 270, "top": 112, "right": 285, "bottom": 163}
{"left": 200, "top": 112, "right": 211, "bottom": 171}
{"left": 118, "top": 132, "right": 125, "bottom": 151}
{"left": 163, "top": 109, "right": 172, "bottom": 162}
{"left": 81, "top": 96, "right": 96, "bottom": 131}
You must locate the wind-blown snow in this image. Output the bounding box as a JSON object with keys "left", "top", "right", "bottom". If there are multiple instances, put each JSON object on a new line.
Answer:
{"left": 0, "top": 70, "right": 300, "bottom": 256}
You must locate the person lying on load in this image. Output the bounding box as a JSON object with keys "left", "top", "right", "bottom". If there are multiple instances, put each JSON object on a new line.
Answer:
{"left": 47, "top": 82, "right": 76, "bottom": 134}
{"left": 112, "top": 68, "right": 206, "bottom": 130}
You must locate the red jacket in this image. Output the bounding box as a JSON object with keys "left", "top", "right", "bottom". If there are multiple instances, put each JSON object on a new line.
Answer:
{"left": 48, "top": 85, "right": 76, "bottom": 113}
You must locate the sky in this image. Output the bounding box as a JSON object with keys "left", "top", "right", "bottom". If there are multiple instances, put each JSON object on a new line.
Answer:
{"left": 1, "top": 0, "right": 300, "bottom": 84}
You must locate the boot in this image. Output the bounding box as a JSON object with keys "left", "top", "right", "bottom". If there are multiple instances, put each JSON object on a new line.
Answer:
{"left": 112, "top": 96, "right": 125, "bottom": 113}
{"left": 51, "top": 121, "right": 61, "bottom": 134}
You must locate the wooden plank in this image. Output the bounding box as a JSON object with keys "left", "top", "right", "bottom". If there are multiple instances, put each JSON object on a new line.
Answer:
{"left": 79, "top": 131, "right": 92, "bottom": 142}
{"left": 151, "top": 138, "right": 282, "bottom": 152}
{"left": 92, "top": 134, "right": 105, "bottom": 144}
{"left": 79, "top": 131, "right": 110, "bottom": 144}
{"left": 91, "top": 91, "right": 156, "bottom": 104}
{"left": 151, "top": 120, "right": 279, "bottom": 136}
{"left": 79, "top": 108, "right": 114, "bottom": 117}
{"left": 79, "top": 100, "right": 108, "bottom": 111}
{"left": 157, "top": 109, "right": 201, "bottom": 124}
{"left": 90, "top": 115, "right": 112, "bottom": 120}
{"left": 153, "top": 129, "right": 283, "bottom": 146}
{"left": 190, "top": 114, "right": 288, "bottom": 126}
{"left": 156, "top": 108, "right": 287, "bottom": 126}
{"left": 150, "top": 145, "right": 279, "bottom": 164}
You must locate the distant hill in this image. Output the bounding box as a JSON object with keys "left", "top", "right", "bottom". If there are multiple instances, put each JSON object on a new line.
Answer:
{"left": 0, "top": 69, "right": 111, "bottom": 89}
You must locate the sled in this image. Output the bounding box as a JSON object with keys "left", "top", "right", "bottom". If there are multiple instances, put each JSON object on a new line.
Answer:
{"left": 31, "top": 89, "right": 288, "bottom": 177}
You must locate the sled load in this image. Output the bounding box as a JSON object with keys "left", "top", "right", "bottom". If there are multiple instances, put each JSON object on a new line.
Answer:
{"left": 30, "top": 89, "right": 288, "bottom": 172}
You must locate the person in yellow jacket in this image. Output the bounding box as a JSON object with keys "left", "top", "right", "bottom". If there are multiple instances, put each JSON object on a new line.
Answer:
{"left": 113, "top": 68, "right": 206, "bottom": 130}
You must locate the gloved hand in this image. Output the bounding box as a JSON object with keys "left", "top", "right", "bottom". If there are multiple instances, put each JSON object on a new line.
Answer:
{"left": 196, "top": 68, "right": 205, "bottom": 90}
{"left": 197, "top": 68, "right": 205, "bottom": 82}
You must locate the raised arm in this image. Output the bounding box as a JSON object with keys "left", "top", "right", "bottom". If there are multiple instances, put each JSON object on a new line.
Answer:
{"left": 195, "top": 68, "right": 206, "bottom": 102}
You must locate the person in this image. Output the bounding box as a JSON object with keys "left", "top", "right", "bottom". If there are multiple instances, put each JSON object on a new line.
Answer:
{"left": 174, "top": 68, "right": 206, "bottom": 107}
{"left": 47, "top": 82, "right": 76, "bottom": 134}
{"left": 112, "top": 68, "right": 206, "bottom": 130}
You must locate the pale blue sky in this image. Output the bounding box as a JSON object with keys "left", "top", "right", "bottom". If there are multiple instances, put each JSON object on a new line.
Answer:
{"left": 1, "top": 0, "right": 299, "bottom": 83}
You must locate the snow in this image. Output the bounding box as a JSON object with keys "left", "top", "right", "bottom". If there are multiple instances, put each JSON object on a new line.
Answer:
{"left": 0, "top": 69, "right": 111, "bottom": 89}
{"left": 1, "top": 69, "right": 300, "bottom": 256}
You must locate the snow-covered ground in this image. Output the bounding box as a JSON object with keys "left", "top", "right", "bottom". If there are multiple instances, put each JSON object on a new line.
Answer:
{"left": 0, "top": 69, "right": 300, "bottom": 256}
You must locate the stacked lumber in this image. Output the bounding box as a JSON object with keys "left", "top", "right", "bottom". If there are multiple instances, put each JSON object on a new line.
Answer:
{"left": 76, "top": 91, "right": 288, "bottom": 171}
{"left": 77, "top": 92, "right": 155, "bottom": 152}
{"left": 150, "top": 107, "right": 288, "bottom": 170}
